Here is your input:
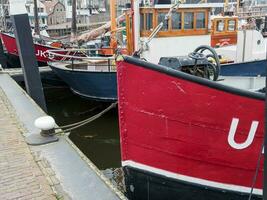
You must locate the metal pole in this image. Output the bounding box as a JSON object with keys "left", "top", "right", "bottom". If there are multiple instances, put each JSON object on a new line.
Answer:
{"left": 236, "top": 0, "right": 240, "bottom": 14}
{"left": 11, "top": 14, "right": 47, "bottom": 112}
{"left": 242, "top": 30, "right": 246, "bottom": 62}
{"left": 71, "top": 0, "right": 77, "bottom": 39}
{"left": 104, "top": 0, "right": 108, "bottom": 11}
{"left": 33, "top": 0, "right": 40, "bottom": 35}
{"left": 108, "top": 58, "right": 110, "bottom": 72}
{"left": 71, "top": 57, "right": 74, "bottom": 70}
{"left": 0, "top": 37, "right": 7, "bottom": 68}
{"left": 264, "top": 36, "right": 267, "bottom": 200}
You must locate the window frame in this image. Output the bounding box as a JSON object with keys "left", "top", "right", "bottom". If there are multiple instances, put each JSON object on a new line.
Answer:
{"left": 140, "top": 7, "right": 209, "bottom": 37}
{"left": 227, "top": 19, "right": 237, "bottom": 32}
{"left": 212, "top": 17, "right": 238, "bottom": 35}
{"left": 196, "top": 11, "right": 206, "bottom": 29}
{"left": 171, "top": 10, "right": 182, "bottom": 30}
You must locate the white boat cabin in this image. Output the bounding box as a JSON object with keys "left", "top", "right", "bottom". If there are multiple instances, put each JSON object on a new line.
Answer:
{"left": 125, "top": 4, "right": 239, "bottom": 63}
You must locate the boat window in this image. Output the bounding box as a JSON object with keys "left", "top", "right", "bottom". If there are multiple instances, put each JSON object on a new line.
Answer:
{"left": 196, "top": 12, "right": 205, "bottom": 29}
{"left": 158, "top": 12, "right": 168, "bottom": 31}
{"left": 228, "top": 20, "right": 236, "bottom": 31}
{"left": 184, "top": 12, "right": 194, "bottom": 29}
{"left": 26, "top": 6, "right": 30, "bottom": 13}
{"left": 139, "top": 8, "right": 209, "bottom": 37}
{"left": 140, "top": 13, "right": 144, "bottom": 31}
{"left": 145, "top": 13, "right": 153, "bottom": 30}
{"left": 216, "top": 20, "right": 225, "bottom": 32}
{"left": 171, "top": 11, "right": 181, "bottom": 30}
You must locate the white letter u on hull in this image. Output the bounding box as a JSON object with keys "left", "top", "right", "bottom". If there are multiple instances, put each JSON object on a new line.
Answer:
{"left": 228, "top": 118, "right": 259, "bottom": 150}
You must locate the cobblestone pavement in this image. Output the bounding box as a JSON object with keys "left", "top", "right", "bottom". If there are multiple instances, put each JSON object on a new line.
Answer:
{"left": 0, "top": 90, "right": 56, "bottom": 200}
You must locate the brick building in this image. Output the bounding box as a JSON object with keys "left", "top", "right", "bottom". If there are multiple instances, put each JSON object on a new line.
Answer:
{"left": 44, "top": 0, "right": 66, "bottom": 25}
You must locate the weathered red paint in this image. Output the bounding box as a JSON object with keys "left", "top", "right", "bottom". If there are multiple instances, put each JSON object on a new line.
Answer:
{"left": 211, "top": 34, "right": 237, "bottom": 47}
{"left": 117, "top": 60, "right": 264, "bottom": 191}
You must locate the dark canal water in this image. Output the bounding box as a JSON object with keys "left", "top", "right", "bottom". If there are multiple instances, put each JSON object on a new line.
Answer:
{"left": 44, "top": 87, "right": 121, "bottom": 170}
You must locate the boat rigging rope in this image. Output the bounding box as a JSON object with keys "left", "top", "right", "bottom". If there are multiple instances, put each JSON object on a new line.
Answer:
{"left": 248, "top": 142, "right": 264, "bottom": 200}
{"left": 55, "top": 102, "right": 117, "bottom": 134}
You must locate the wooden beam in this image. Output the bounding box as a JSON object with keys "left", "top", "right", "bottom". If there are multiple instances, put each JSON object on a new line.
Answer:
{"left": 110, "top": 0, "right": 117, "bottom": 50}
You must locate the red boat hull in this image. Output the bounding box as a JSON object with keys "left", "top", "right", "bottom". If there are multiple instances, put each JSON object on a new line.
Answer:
{"left": 0, "top": 32, "right": 62, "bottom": 63}
{"left": 117, "top": 57, "right": 264, "bottom": 199}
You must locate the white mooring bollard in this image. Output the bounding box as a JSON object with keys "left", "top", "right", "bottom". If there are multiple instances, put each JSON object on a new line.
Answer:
{"left": 26, "top": 116, "right": 58, "bottom": 145}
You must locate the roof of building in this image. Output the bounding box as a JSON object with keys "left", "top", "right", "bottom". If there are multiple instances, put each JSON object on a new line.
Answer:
{"left": 43, "top": 0, "right": 64, "bottom": 15}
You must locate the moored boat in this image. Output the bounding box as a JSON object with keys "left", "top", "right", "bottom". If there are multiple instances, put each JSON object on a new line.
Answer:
{"left": 47, "top": 1, "right": 267, "bottom": 101}
{"left": 48, "top": 0, "right": 121, "bottom": 101}
{"left": 48, "top": 49, "right": 117, "bottom": 101}
{"left": 0, "top": 32, "right": 70, "bottom": 64}
{"left": 219, "top": 59, "right": 266, "bottom": 91}
{"left": 126, "top": 2, "right": 266, "bottom": 63}
{"left": 117, "top": 55, "right": 264, "bottom": 200}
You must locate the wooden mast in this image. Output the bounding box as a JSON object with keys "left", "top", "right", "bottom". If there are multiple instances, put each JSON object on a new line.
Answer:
{"left": 236, "top": 0, "right": 240, "bottom": 14}
{"left": 131, "top": 0, "right": 135, "bottom": 53}
{"left": 110, "top": 0, "right": 117, "bottom": 51}
{"left": 33, "top": 0, "right": 40, "bottom": 35}
{"left": 224, "top": 0, "right": 229, "bottom": 13}
{"left": 71, "top": 0, "right": 77, "bottom": 39}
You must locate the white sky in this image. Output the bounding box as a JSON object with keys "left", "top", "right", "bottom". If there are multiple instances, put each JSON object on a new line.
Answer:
{"left": 9, "top": 0, "right": 27, "bottom": 15}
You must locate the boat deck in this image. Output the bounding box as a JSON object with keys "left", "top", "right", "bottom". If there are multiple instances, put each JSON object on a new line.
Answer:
{"left": 50, "top": 60, "right": 116, "bottom": 73}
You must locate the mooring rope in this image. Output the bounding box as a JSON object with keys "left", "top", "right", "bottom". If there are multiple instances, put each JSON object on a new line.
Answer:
{"left": 248, "top": 142, "right": 264, "bottom": 200}
{"left": 55, "top": 102, "right": 117, "bottom": 134}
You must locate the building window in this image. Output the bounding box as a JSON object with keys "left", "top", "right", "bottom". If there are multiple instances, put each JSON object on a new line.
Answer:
{"left": 158, "top": 12, "right": 168, "bottom": 31}
{"left": 184, "top": 12, "right": 194, "bottom": 29}
{"left": 171, "top": 11, "right": 181, "bottom": 30}
{"left": 67, "top": 0, "right": 72, "bottom": 6}
{"left": 37, "top": 8, "right": 44, "bottom": 12}
{"left": 196, "top": 12, "right": 205, "bottom": 29}
{"left": 228, "top": 20, "right": 236, "bottom": 31}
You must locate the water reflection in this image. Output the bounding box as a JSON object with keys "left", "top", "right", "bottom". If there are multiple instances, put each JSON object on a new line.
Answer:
{"left": 45, "top": 87, "right": 121, "bottom": 170}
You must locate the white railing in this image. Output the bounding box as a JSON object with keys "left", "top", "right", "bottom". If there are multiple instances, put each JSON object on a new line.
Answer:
{"left": 46, "top": 48, "right": 115, "bottom": 60}
{"left": 46, "top": 48, "right": 116, "bottom": 72}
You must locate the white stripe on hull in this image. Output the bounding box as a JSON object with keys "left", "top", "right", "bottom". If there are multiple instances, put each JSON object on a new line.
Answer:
{"left": 122, "top": 160, "right": 262, "bottom": 196}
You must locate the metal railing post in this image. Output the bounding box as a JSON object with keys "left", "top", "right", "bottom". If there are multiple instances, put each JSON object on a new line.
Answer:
{"left": 71, "top": 57, "right": 74, "bottom": 70}
{"left": 108, "top": 58, "right": 111, "bottom": 72}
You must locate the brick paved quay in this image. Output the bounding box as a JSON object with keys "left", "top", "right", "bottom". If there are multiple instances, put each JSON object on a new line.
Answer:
{"left": 0, "top": 73, "right": 124, "bottom": 200}
{"left": 0, "top": 90, "right": 56, "bottom": 200}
